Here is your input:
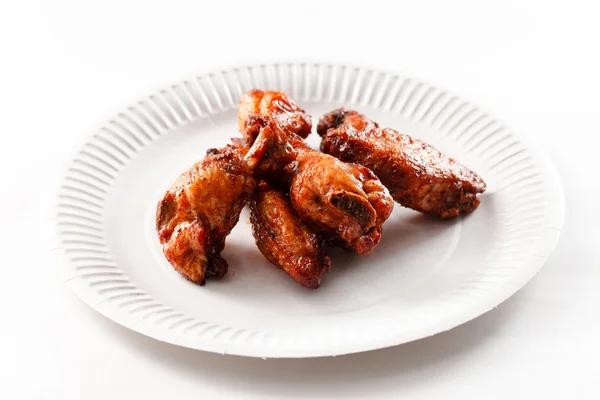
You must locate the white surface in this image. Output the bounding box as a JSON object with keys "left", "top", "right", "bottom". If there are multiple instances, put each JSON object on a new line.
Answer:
{"left": 57, "top": 63, "right": 564, "bottom": 358}
{"left": 1, "top": 0, "right": 599, "bottom": 398}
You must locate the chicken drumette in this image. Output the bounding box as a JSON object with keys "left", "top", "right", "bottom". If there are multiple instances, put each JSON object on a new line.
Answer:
{"left": 318, "top": 109, "right": 486, "bottom": 219}
{"left": 156, "top": 144, "right": 256, "bottom": 285}
{"left": 238, "top": 89, "right": 312, "bottom": 142}
{"left": 243, "top": 116, "right": 394, "bottom": 256}
{"left": 250, "top": 182, "right": 331, "bottom": 289}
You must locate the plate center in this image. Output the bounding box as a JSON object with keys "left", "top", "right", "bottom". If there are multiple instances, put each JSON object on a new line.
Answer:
{"left": 104, "top": 115, "right": 463, "bottom": 328}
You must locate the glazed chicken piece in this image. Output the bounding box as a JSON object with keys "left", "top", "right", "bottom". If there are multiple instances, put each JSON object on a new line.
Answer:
{"left": 245, "top": 116, "right": 394, "bottom": 256}
{"left": 238, "top": 89, "right": 312, "bottom": 142}
{"left": 289, "top": 149, "right": 394, "bottom": 255}
{"left": 156, "top": 144, "right": 256, "bottom": 285}
{"left": 250, "top": 182, "right": 331, "bottom": 289}
{"left": 318, "top": 109, "right": 486, "bottom": 219}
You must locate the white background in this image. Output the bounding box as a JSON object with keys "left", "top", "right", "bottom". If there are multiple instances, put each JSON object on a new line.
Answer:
{"left": 1, "top": 0, "right": 599, "bottom": 398}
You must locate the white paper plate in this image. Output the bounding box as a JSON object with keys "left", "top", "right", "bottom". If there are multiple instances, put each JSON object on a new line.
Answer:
{"left": 56, "top": 63, "right": 564, "bottom": 358}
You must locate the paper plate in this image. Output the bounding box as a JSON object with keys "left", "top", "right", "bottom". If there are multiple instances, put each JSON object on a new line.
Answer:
{"left": 56, "top": 63, "right": 564, "bottom": 358}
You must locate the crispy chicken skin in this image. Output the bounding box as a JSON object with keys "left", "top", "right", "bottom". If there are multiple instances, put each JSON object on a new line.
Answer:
{"left": 238, "top": 89, "right": 312, "bottom": 142}
{"left": 250, "top": 183, "right": 331, "bottom": 289}
{"left": 245, "top": 116, "right": 394, "bottom": 256}
{"left": 156, "top": 145, "right": 256, "bottom": 285}
{"left": 318, "top": 109, "right": 486, "bottom": 219}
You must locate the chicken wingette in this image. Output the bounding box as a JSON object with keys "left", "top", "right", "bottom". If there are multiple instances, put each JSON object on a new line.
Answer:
{"left": 318, "top": 108, "right": 486, "bottom": 219}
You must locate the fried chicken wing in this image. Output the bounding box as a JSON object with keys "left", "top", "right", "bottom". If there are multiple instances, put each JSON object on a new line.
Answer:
{"left": 156, "top": 145, "right": 255, "bottom": 285}
{"left": 238, "top": 89, "right": 312, "bottom": 142}
{"left": 244, "top": 116, "right": 394, "bottom": 256}
{"left": 250, "top": 183, "right": 331, "bottom": 289}
{"left": 289, "top": 149, "right": 393, "bottom": 255}
{"left": 318, "top": 109, "right": 486, "bottom": 219}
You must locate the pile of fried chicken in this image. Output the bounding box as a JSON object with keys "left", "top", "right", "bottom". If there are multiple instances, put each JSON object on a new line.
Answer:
{"left": 156, "top": 90, "right": 486, "bottom": 289}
